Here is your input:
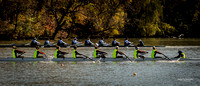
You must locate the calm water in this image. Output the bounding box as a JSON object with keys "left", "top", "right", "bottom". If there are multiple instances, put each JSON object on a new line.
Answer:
{"left": 0, "top": 61, "right": 200, "bottom": 85}
{"left": 0, "top": 38, "right": 200, "bottom": 85}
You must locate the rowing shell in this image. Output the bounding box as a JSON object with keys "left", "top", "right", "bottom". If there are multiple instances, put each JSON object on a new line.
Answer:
{"left": 0, "top": 58, "right": 199, "bottom": 62}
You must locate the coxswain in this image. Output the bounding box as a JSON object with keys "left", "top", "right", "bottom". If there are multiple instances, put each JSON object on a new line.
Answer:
{"left": 174, "top": 50, "right": 185, "bottom": 58}
{"left": 30, "top": 37, "right": 40, "bottom": 47}
{"left": 54, "top": 46, "right": 68, "bottom": 58}
{"left": 33, "top": 46, "right": 45, "bottom": 58}
{"left": 151, "top": 46, "right": 164, "bottom": 58}
{"left": 113, "top": 46, "right": 125, "bottom": 58}
{"left": 137, "top": 39, "right": 144, "bottom": 46}
{"left": 94, "top": 46, "right": 107, "bottom": 58}
{"left": 134, "top": 46, "right": 148, "bottom": 59}
{"left": 124, "top": 38, "right": 132, "bottom": 46}
{"left": 85, "top": 38, "right": 94, "bottom": 46}
{"left": 112, "top": 38, "right": 120, "bottom": 46}
{"left": 57, "top": 37, "right": 67, "bottom": 46}
{"left": 13, "top": 46, "right": 25, "bottom": 58}
{"left": 44, "top": 38, "right": 54, "bottom": 46}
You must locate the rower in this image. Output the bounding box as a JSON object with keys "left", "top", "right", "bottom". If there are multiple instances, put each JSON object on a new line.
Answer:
{"left": 151, "top": 46, "right": 164, "bottom": 58}
{"left": 30, "top": 37, "right": 40, "bottom": 47}
{"left": 124, "top": 37, "right": 132, "bottom": 46}
{"left": 73, "top": 46, "right": 86, "bottom": 58}
{"left": 137, "top": 39, "right": 144, "bottom": 46}
{"left": 94, "top": 46, "right": 107, "bottom": 58}
{"left": 13, "top": 46, "right": 25, "bottom": 58}
{"left": 98, "top": 37, "right": 107, "bottom": 46}
{"left": 85, "top": 38, "right": 94, "bottom": 46}
{"left": 57, "top": 37, "right": 67, "bottom": 46}
{"left": 134, "top": 46, "right": 148, "bottom": 59}
{"left": 113, "top": 46, "right": 125, "bottom": 58}
{"left": 112, "top": 38, "right": 120, "bottom": 46}
{"left": 54, "top": 46, "right": 68, "bottom": 58}
{"left": 34, "top": 46, "right": 45, "bottom": 58}
{"left": 44, "top": 38, "right": 54, "bottom": 46}
{"left": 174, "top": 50, "right": 185, "bottom": 58}
{"left": 72, "top": 37, "right": 81, "bottom": 45}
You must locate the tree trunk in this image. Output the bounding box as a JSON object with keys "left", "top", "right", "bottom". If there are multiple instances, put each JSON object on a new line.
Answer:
{"left": 52, "top": 26, "right": 60, "bottom": 39}
{"left": 12, "top": 3, "right": 19, "bottom": 40}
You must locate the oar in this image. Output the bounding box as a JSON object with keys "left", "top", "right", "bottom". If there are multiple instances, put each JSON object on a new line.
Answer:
{"left": 77, "top": 42, "right": 83, "bottom": 46}
{"left": 163, "top": 54, "right": 171, "bottom": 60}
{"left": 52, "top": 43, "right": 57, "bottom": 46}
{"left": 24, "top": 43, "right": 30, "bottom": 46}
{"left": 18, "top": 52, "right": 25, "bottom": 57}
{"left": 105, "top": 43, "right": 111, "bottom": 46}
{"left": 81, "top": 54, "right": 94, "bottom": 61}
{"left": 123, "top": 54, "right": 132, "bottom": 62}
{"left": 44, "top": 54, "right": 48, "bottom": 58}
{"left": 96, "top": 53, "right": 107, "bottom": 62}
{"left": 176, "top": 57, "right": 181, "bottom": 61}
{"left": 40, "top": 51, "right": 47, "bottom": 59}
{"left": 96, "top": 57, "right": 102, "bottom": 62}
{"left": 18, "top": 52, "right": 25, "bottom": 60}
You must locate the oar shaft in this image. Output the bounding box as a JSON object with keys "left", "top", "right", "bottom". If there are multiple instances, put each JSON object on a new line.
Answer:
{"left": 81, "top": 54, "right": 94, "bottom": 61}
{"left": 163, "top": 54, "right": 171, "bottom": 60}
{"left": 124, "top": 54, "right": 132, "bottom": 62}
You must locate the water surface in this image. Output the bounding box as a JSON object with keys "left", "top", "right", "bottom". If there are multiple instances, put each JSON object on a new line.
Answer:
{"left": 0, "top": 38, "right": 200, "bottom": 85}
{"left": 0, "top": 61, "right": 200, "bottom": 85}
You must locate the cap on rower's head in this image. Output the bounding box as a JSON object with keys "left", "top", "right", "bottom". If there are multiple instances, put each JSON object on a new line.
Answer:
{"left": 153, "top": 46, "right": 156, "bottom": 50}
{"left": 56, "top": 46, "right": 60, "bottom": 49}
{"left": 178, "top": 50, "right": 182, "bottom": 53}
{"left": 36, "top": 46, "right": 39, "bottom": 49}
{"left": 101, "top": 37, "right": 104, "bottom": 40}
{"left": 94, "top": 45, "right": 98, "bottom": 49}
{"left": 12, "top": 46, "right": 16, "bottom": 49}
{"left": 74, "top": 45, "right": 77, "bottom": 49}
{"left": 60, "top": 37, "right": 62, "bottom": 40}
{"left": 74, "top": 37, "right": 77, "bottom": 40}
{"left": 139, "top": 39, "right": 142, "bottom": 41}
{"left": 34, "top": 37, "right": 37, "bottom": 40}
{"left": 135, "top": 46, "right": 139, "bottom": 50}
{"left": 116, "top": 46, "right": 119, "bottom": 49}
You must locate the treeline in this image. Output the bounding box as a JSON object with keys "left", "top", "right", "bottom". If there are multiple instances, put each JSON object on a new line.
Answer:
{"left": 0, "top": 0, "right": 199, "bottom": 40}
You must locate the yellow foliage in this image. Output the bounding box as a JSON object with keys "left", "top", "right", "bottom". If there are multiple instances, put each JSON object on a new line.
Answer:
{"left": 18, "top": 14, "right": 26, "bottom": 22}
{"left": 192, "top": 10, "right": 199, "bottom": 22}
{"left": 142, "top": 23, "right": 157, "bottom": 36}
{"left": 100, "top": 27, "right": 104, "bottom": 31}
{"left": 112, "top": 29, "right": 120, "bottom": 35}
{"left": 18, "top": 26, "right": 23, "bottom": 31}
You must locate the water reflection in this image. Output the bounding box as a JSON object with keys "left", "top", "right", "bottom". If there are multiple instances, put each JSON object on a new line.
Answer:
{"left": 0, "top": 61, "right": 200, "bottom": 85}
